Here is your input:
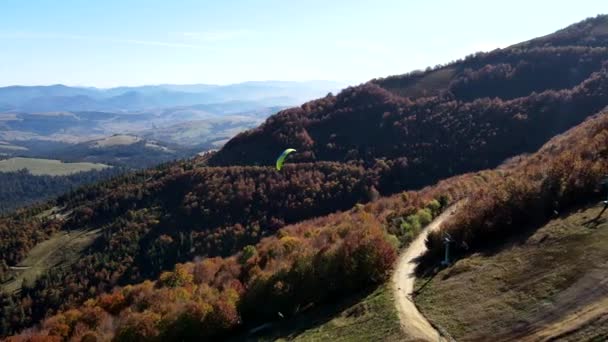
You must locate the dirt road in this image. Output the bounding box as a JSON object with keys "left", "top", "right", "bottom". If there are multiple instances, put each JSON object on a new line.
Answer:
{"left": 502, "top": 264, "right": 608, "bottom": 342}
{"left": 392, "top": 204, "right": 459, "bottom": 341}
{"left": 520, "top": 297, "right": 608, "bottom": 341}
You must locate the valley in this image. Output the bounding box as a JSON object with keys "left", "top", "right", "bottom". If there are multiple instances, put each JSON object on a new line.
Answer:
{"left": 0, "top": 82, "right": 344, "bottom": 166}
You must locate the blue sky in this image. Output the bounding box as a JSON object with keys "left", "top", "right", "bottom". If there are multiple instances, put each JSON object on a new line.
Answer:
{"left": 0, "top": 0, "right": 605, "bottom": 87}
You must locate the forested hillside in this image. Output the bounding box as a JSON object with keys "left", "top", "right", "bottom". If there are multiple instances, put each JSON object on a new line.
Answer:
{"left": 0, "top": 168, "right": 122, "bottom": 214}
{"left": 424, "top": 109, "right": 608, "bottom": 263}
{"left": 414, "top": 109, "right": 608, "bottom": 341}
{"left": 1, "top": 158, "right": 466, "bottom": 340}
{"left": 3, "top": 15, "right": 608, "bottom": 340}
{"left": 0, "top": 161, "right": 394, "bottom": 335}
{"left": 211, "top": 16, "right": 608, "bottom": 188}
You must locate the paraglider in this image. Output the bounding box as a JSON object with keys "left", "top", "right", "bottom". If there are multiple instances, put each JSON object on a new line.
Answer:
{"left": 276, "top": 148, "right": 296, "bottom": 170}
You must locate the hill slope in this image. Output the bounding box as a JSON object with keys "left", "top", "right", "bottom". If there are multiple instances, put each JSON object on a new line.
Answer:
{"left": 11, "top": 105, "right": 608, "bottom": 342}
{"left": 3, "top": 15, "right": 608, "bottom": 341}
{"left": 410, "top": 103, "right": 608, "bottom": 340}
{"left": 416, "top": 203, "right": 608, "bottom": 341}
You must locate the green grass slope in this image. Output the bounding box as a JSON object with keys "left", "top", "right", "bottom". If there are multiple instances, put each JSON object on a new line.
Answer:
{"left": 416, "top": 203, "right": 608, "bottom": 341}
{"left": 244, "top": 285, "right": 404, "bottom": 342}
{"left": 0, "top": 157, "right": 110, "bottom": 176}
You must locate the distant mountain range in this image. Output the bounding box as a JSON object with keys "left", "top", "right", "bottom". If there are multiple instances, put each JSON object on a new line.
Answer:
{"left": 0, "top": 81, "right": 346, "bottom": 112}
{"left": 0, "top": 106, "right": 281, "bottom": 168}
{"left": 0, "top": 80, "right": 344, "bottom": 167}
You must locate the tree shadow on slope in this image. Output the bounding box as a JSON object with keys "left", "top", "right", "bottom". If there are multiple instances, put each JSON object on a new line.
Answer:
{"left": 226, "top": 284, "right": 402, "bottom": 342}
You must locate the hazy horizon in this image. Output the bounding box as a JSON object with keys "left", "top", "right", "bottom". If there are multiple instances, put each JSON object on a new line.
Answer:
{"left": 1, "top": 0, "right": 606, "bottom": 87}
{"left": 0, "top": 79, "right": 349, "bottom": 89}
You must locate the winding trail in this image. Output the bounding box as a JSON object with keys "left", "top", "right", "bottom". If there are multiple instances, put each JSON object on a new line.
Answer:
{"left": 392, "top": 204, "right": 460, "bottom": 341}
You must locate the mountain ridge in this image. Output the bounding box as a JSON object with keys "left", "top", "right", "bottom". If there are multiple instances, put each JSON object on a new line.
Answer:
{"left": 210, "top": 15, "right": 608, "bottom": 189}
{"left": 0, "top": 81, "right": 346, "bottom": 112}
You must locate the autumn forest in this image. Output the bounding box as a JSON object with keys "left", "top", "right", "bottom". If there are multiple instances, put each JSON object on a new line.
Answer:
{"left": 2, "top": 14, "right": 608, "bottom": 341}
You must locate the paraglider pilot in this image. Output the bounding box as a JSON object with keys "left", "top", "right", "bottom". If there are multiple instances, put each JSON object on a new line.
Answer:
{"left": 589, "top": 176, "right": 608, "bottom": 223}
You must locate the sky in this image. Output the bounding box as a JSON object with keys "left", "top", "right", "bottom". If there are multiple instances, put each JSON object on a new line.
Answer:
{"left": 0, "top": 0, "right": 606, "bottom": 87}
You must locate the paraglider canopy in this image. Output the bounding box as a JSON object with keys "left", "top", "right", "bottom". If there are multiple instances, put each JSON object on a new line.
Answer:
{"left": 276, "top": 148, "right": 296, "bottom": 170}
